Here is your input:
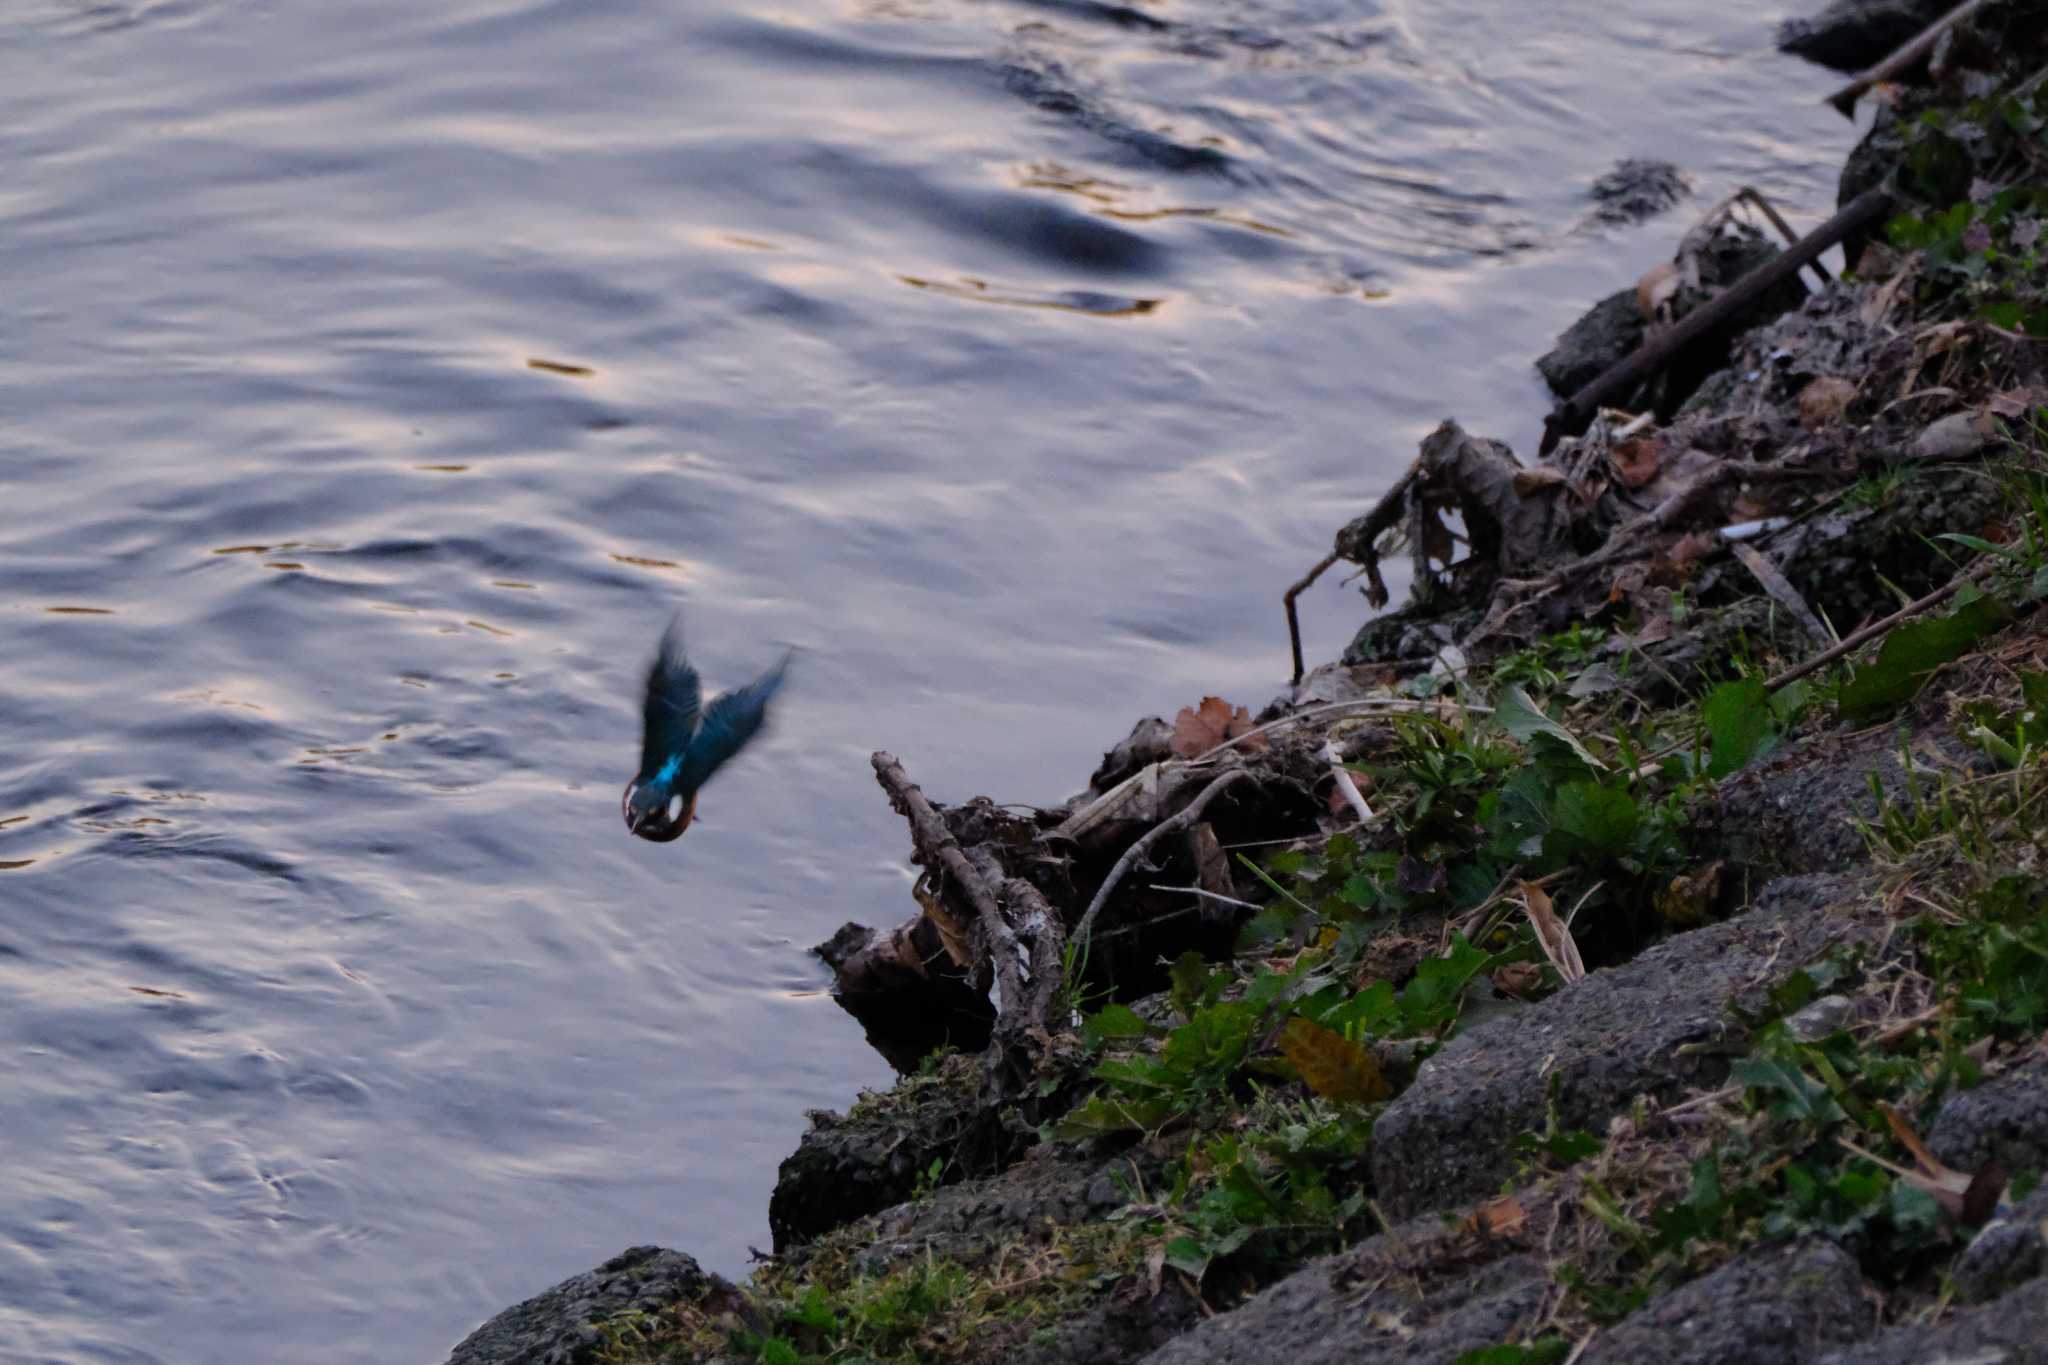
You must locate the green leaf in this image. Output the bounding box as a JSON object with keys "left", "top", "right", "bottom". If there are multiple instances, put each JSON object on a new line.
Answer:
{"left": 1838, "top": 597, "right": 2011, "bottom": 722}
{"left": 1051, "top": 1092, "right": 1178, "bottom": 1139}
{"left": 1083, "top": 1003, "right": 1153, "bottom": 1049}
{"left": 1733, "top": 1055, "right": 1846, "bottom": 1125}
{"left": 1702, "top": 677, "right": 1772, "bottom": 778}
{"left": 1162, "top": 1236, "right": 1210, "bottom": 1279}
{"left": 1495, "top": 685, "right": 1607, "bottom": 771}
{"left": 1169, "top": 952, "right": 1226, "bottom": 1019}
{"left": 1888, "top": 1180, "right": 1942, "bottom": 1241}
{"left": 1542, "top": 781, "right": 1641, "bottom": 864}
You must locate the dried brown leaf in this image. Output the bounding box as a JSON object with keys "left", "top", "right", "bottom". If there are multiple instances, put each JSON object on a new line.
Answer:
{"left": 1520, "top": 880, "right": 1584, "bottom": 983}
{"left": 1798, "top": 376, "right": 1858, "bottom": 431}
{"left": 1611, "top": 435, "right": 1665, "bottom": 488}
{"left": 1171, "top": 697, "right": 1266, "bottom": 758}
{"left": 1277, "top": 1016, "right": 1390, "bottom": 1104}
{"left": 1636, "top": 261, "right": 1679, "bottom": 320}
{"left": 1514, "top": 466, "right": 1569, "bottom": 497}
{"left": 1656, "top": 861, "right": 1724, "bottom": 928}
{"left": 1475, "top": 1194, "right": 1527, "bottom": 1237}
{"left": 1492, "top": 962, "right": 1545, "bottom": 999}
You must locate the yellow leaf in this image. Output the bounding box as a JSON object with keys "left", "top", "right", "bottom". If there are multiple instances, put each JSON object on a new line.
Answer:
{"left": 1277, "top": 1017, "right": 1389, "bottom": 1105}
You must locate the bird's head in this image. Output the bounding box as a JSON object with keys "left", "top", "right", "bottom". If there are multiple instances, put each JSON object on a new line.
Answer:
{"left": 621, "top": 779, "right": 695, "bottom": 843}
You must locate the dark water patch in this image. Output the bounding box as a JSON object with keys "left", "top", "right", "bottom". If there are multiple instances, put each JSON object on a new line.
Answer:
{"left": 999, "top": 56, "right": 1234, "bottom": 174}
{"left": 1008, "top": 0, "right": 1171, "bottom": 33}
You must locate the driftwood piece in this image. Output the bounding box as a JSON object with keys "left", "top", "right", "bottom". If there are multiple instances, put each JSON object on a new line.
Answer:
{"left": 1730, "top": 541, "right": 1832, "bottom": 646}
{"left": 1763, "top": 556, "right": 1998, "bottom": 692}
{"left": 1286, "top": 459, "right": 1420, "bottom": 684}
{"left": 1542, "top": 187, "right": 1896, "bottom": 454}
{"left": 870, "top": 752, "right": 1066, "bottom": 1093}
{"left": 816, "top": 915, "right": 992, "bottom": 1072}
{"left": 1825, "top": 0, "right": 1992, "bottom": 117}
{"left": 1071, "top": 767, "right": 1258, "bottom": 959}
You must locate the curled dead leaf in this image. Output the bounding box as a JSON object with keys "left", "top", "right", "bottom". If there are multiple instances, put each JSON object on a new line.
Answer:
{"left": 1513, "top": 466, "right": 1569, "bottom": 497}
{"left": 1492, "top": 961, "right": 1545, "bottom": 999}
{"left": 1519, "top": 880, "right": 1584, "bottom": 983}
{"left": 1655, "top": 861, "right": 1724, "bottom": 928}
{"left": 1798, "top": 376, "right": 1858, "bottom": 431}
{"left": 1610, "top": 435, "right": 1666, "bottom": 489}
{"left": 913, "top": 872, "right": 973, "bottom": 969}
{"left": 1277, "top": 1016, "right": 1390, "bottom": 1104}
{"left": 1636, "top": 261, "right": 1679, "bottom": 320}
{"left": 1473, "top": 1194, "right": 1527, "bottom": 1238}
{"left": 1171, "top": 696, "right": 1267, "bottom": 758}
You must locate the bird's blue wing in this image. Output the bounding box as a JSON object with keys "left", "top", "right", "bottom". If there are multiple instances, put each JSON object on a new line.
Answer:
{"left": 639, "top": 616, "right": 702, "bottom": 783}
{"left": 677, "top": 650, "right": 790, "bottom": 793}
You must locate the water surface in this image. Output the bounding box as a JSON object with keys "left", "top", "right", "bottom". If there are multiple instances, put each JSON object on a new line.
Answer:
{"left": 0, "top": 2, "right": 1854, "bottom": 1359}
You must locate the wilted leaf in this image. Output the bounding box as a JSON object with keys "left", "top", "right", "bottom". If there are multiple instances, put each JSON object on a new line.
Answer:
{"left": 1611, "top": 435, "right": 1665, "bottom": 489}
{"left": 913, "top": 874, "right": 974, "bottom": 968}
{"left": 1520, "top": 880, "right": 1585, "bottom": 983}
{"left": 1492, "top": 961, "right": 1545, "bottom": 998}
{"left": 1987, "top": 387, "right": 2048, "bottom": 420}
{"left": 1662, "top": 529, "right": 1720, "bottom": 569}
{"left": 1798, "top": 376, "right": 1858, "bottom": 430}
{"left": 1473, "top": 1194, "right": 1528, "bottom": 1237}
{"left": 1396, "top": 856, "right": 1448, "bottom": 895}
{"left": 1636, "top": 260, "right": 1679, "bottom": 318}
{"left": 1171, "top": 696, "right": 1267, "bottom": 758}
{"left": 1839, "top": 597, "right": 2010, "bottom": 722}
{"left": 1656, "top": 861, "right": 1724, "bottom": 928}
{"left": 1277, "top": 1016, "right": 1390, "bottom": 1104}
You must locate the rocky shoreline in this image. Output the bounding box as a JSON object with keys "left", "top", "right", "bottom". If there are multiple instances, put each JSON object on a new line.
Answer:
{"left": 447, "top": 4, "right": 2048, "bottom": 1361}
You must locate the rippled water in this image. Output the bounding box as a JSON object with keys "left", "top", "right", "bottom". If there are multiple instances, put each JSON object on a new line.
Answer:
{"left": 2, "top": 2, "right": 1854, "bottom": 1360}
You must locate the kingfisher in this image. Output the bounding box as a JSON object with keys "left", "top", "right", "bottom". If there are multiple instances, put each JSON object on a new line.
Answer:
{"left": 621, "top": 616, "right": 790, "bottom": 842}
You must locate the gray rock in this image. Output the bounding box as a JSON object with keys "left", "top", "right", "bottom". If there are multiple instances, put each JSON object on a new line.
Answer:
{"left": 1537, "top": 288, "right": 1645, "bottom": 399}
{"left": 768, "top": 1051, "right": 993, "bottom": 1251}
{"left": 1135, "top": 1213, "right": 1550, "bottom": 1365}
{"left": 1778, "top": 0, "right": 1953, "bottom": 74}
{"left": 1591, "top": 159, "right": 1692, "bottom": 225}
{"left": 444, "top": 1246, "right": 727, "bottom": 1365}
{"left": 1930, "top": 1056, "right": 2048, "bottom": 1182}
{"left": 1912, "top": 410, "right": 1997, "bottom": 462}
{"left": 1816, "top": 1271, "right": 2048, "bottom": 1363}
{"left": 1370, "top": 874, "right": 1874, "bottom": 1220}
{"left": 1951, "top": 1185, "right": 2048, "bottom": 1305}
{"left": 1707, "top": 721, "right": 1992, "bottom": 882}
{"left": 1582, "top": 1239, "right": 1875, "bottom": 1364}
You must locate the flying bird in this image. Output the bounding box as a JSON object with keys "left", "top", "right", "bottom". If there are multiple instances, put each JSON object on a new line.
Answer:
{"left": 621, "top": 616, "right": 790, "bottom": 842}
